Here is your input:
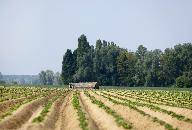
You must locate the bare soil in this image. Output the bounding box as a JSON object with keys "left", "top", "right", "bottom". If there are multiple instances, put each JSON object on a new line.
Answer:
{"left": 55, "top": 92, "right": 81, "bottom": 130}
{"left": 105, "top": 91, "right": 192, "bottom": 130}
{"left": 79, "top": 91, "right": 100, "bottom": 130}
{"left": 94, "top": 91, "right": 165, "bottom": 130}
{"left": 18, "top": 106, "right": 43, "bottom": 130}
{"left": 154, "top": 104, "right": 192, "bottom": 119}
{"left": 0, "top": 98, "right": 26, "bottom": 116}
{"left": 0, "top": 97, "right": 47, "bottom": 130}
{"left": 138, "top": 105, "right": 192, "bottom": 130}
{"left": 80, "top": 91, "right": 125, "bottom": 130}
{"left": 27, "top": 94, "right": 67, "bottom": 130}
{"left": 107, "top": 91, "right": 192, "bottom": 121}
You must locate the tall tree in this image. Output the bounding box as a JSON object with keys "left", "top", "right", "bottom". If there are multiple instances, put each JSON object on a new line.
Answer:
{"left": 54, "top": 72, "right": 62, "bottom": 85}
{"left": 144, "top": 49, "right": 162, "bottom": 86}
{"left": 0, "top": 72, "right": 3, "bottom": 80}
{"left": 45, "top": 70, "right": 54, "bottom": 85}
{"left": 134, "top": 45, "right": 148, "bottom": 86}
{"left": 61, "top": 35, "right": 192, "bottom": 88}
{"left": 73, "top": 34, "right": 93, "bottom": 82}
{"left": 117, "top": 50, "right": 137, "bottom": 86}
{"left": 61, "top": 49, "right": 75, "bottom": 84}
{"left": 39, "top": 71, "right": 47, "bottom": 85}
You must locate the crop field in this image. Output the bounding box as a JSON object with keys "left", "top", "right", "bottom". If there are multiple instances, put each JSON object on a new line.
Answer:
{"left": 0, "top": 87, "right": 192, "bottom": 130}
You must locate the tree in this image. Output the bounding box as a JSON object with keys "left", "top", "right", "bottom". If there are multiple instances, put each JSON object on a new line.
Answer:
{"left": 117, "top": 50, "right": 136, "bottom": 86}
{"left": 73, "top": 34, "right": 93, "bottom": 82}
{"left": 54, "top": 72, "right": 62, "bottom": 85}
{"left": 39, "top": 71, "right": 47, "bottom": 85}
{"left": 61, "top": 49, "right": 75, "bottom": 84}
{"left": 144, "top": 49, "right": 162, "bottom": 86}
{"left": 61, "top": 35, "right": 192, "bottom": 87}
{"left": 134, "top": 45, "right": 148, "bottom": 86}
{"left": 176, "top": 72, "right": 192, "bottom": 88}
{"left": 45, "top": 70, "right": 54, "bottom": 85}
{"left": 93, "top": 40, "right": 102, "bottom": 84}
{"left": 0, "top": 72, "right": 3, "bottom": 80}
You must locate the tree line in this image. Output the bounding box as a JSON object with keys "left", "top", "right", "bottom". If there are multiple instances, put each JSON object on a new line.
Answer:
{"left": 38, "top": 70, "right": 62, "bottom": 85}
{"left": 61, "top": 34, "right": 192, "bottom": 88}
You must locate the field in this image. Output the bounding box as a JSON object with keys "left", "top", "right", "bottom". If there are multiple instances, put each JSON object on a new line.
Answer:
{"left": 0, "top": 86, "right": 192, "bottom": 130}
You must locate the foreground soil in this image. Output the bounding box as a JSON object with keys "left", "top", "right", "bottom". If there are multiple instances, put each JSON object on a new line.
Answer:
{"left": 0, "top": 89, "right": 192, "bottom": 130}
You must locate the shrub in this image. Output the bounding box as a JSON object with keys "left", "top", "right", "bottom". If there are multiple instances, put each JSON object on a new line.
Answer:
{"left": 176, "top": 72, "right": 192, "bottom": 88}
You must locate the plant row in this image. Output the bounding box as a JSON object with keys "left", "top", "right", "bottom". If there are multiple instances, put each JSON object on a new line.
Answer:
{"left": 101, "top": 91, "right": 192, "bottom": 124}
{"left": 93, "top": 91, "right": 177, "bottom": 130}
{"left": 84, "top": 90, "right": 133, "bottom": 129}
{"left": 72, "top": 91, "right": 89, "bottom": 130}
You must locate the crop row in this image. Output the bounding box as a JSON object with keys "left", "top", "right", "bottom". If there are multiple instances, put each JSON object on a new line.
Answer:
{"left": 93, "top": 90, "right": 177, "bottom": 130}
{"left": 101, "top": 90, "right": 192, "bottom": 124}
{"left": 72, "top": 91, "right": 88, "bottom": 130}
{"left": 84, "top": 90, "right": 133, "bottom": 129}
{"left": 107, "top": 89, "right": 192, "bottom": 109}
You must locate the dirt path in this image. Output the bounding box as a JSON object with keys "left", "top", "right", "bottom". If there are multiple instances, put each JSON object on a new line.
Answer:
{"left": 0, "top": 97, "right": 47, "bottom": 130}
{"left": 55, "top": 91, "right": 81, "bottom": 130}
{"left": 80, "top": 91, "right": 125, "bottom": 130}
{"left": 93, "top": 91, "right": 165, "bottom": 130}
{"left": 106, "top": 91, "right": 192, "bottom": 121}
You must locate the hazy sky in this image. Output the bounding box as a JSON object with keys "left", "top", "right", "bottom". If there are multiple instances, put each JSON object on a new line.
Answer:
{"left": 0, "top": 0, "right": 192, "bottom": 75}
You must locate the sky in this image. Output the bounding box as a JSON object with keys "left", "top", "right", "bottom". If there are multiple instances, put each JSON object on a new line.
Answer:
{"left": 0, "top": 0, "right": 192, "bottom": 75}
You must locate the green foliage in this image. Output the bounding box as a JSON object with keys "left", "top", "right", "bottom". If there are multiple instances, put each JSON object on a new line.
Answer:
{"left": 39, "top": 70, "right": 47, "bottom": 85}
{"left": 61, "top": 49, "right": 76, "bottom": 84}
{"left": 117, "top": 50, "right": 136, "bottom": 86}
{"left": 73, "top": 34, "right": 93, "bottom": 82}
{"left": 0, "top": 80, "right": 6, "bottom": 85}
{"left": 176, "top": 72, "right": 192, "bottom": 88}
{"left": 61, "top": 35, "right": 192, "bottom": 88}
{"left": 39, "top": 70, "right": 55, "bottom": 85}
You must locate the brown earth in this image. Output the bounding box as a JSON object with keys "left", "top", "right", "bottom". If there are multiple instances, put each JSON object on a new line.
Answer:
{"left": 0, "top": 97, "right": 47, "bottom": 130}
{"left": 55, "top": 91, "right": 81, "bottom": 130}
{"left": 138, "top": 106, "right": 192, "bottom": 130}
{"left": 0, "top": 97, "right": 27, "bottom": 116}
{"left": 80, "top": 91, "right": 125, "bottom": 130}
{"left": 103, "top": 91, "right": 192, "bottom": 130}
{"left": 26, "top": 93, "right": 68, "bottom": 130}
{"left": 93, "top": 91, "right": 165, "bottom": 130}
{"left": 18, "top": 106, "right": 43, "bottom": 130}
{"left": 154, "top": 104, "right": 192, "bottom": 119}
{"left": 106, "top": 91, "right": 192, "bottom": 121}
{"left": 79, "top": 91, "right": 99, "bottom": 130}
